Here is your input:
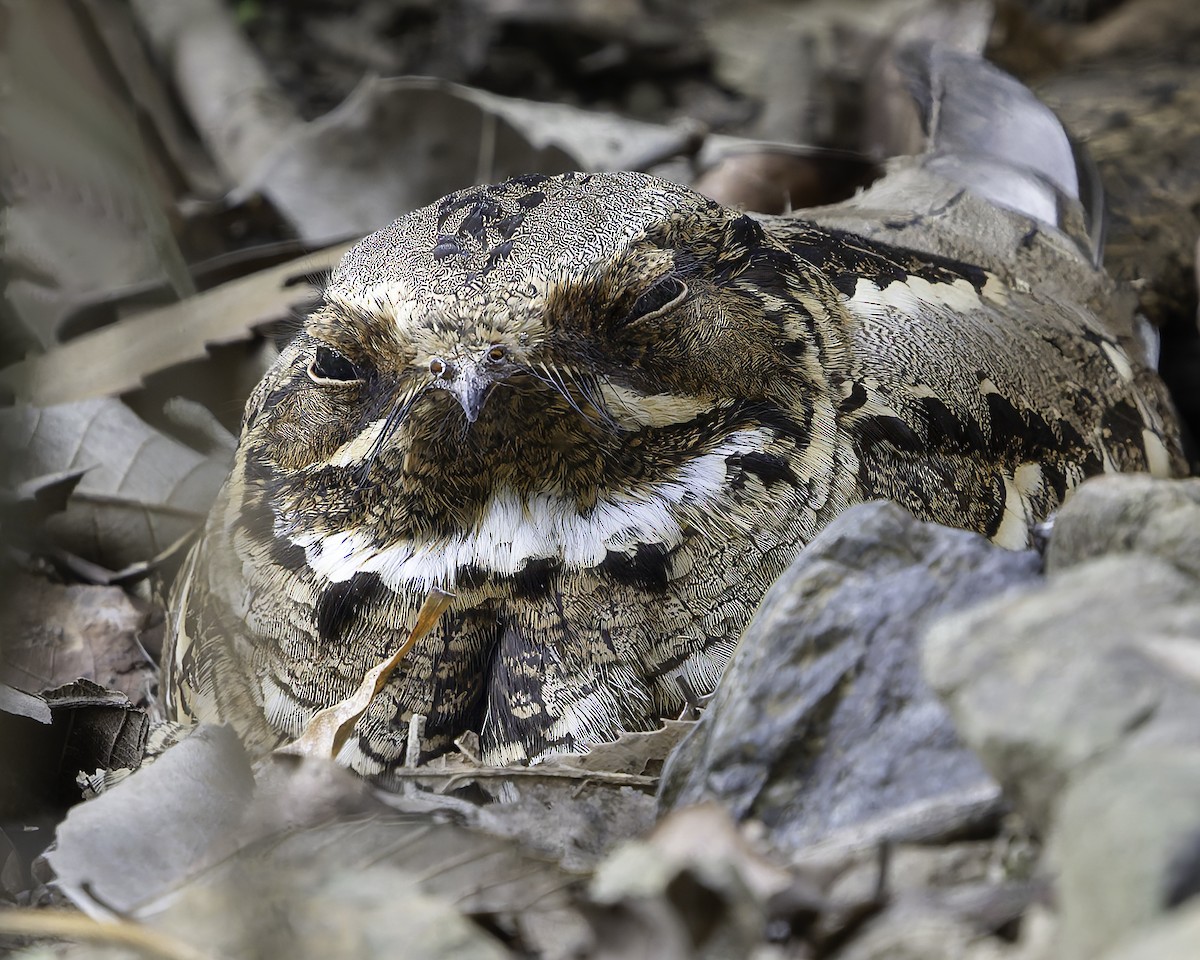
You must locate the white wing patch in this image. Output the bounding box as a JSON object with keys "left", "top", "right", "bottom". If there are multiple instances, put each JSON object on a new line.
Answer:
{"left": 846, "top": 275, "right": 991, "bottom": 321}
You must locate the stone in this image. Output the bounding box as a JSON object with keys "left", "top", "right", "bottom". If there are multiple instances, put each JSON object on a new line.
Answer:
{"left": 924, "top": 554, "right": 1200, "bottom": 831}
{"left": 1098, "top": 901, "right": 1200, "bottom": 960}
{"left": 1046, "top": 474, "right": 1200, "bottom": 580}
{"left": 1054, "top": 746, "right": 1200, "bottom": 960}
{"left": 660, "top": 501, "right": 1042, "bottom": 855}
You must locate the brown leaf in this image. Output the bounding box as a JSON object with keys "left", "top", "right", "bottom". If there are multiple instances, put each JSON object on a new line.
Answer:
{"left": 564, "top": 719, "right": 696, "bottom": 777}
{"left": 693, "top": 148, "right": 878, "bottom": 214}
{"left": 0, "top": 243, "right": 350, "bottom": 408}
{"left": 0, "top": 570, "right": 154, "bottom": 703}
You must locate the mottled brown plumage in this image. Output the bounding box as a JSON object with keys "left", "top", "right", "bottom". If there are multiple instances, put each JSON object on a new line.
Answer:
{"left": 164, "top": 169, "right": 1185, "bottom": 773}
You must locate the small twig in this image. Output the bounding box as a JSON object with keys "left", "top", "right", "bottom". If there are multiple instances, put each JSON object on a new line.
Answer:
{"left": 674, "top": 674, "right": 714, "bottom": 720}
{"left": 384, "top": 765, "right": 659, "bottom": 791}
{"left": 404, "top": 713, "right": 427, "bottom": 768}
{"left": 0, "top": 909, "right": 222, "bottom": 960}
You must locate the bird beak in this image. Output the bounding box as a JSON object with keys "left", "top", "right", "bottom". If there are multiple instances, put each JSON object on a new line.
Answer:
{"left": 445, "top": 368, "right": 494, "bottom": 423}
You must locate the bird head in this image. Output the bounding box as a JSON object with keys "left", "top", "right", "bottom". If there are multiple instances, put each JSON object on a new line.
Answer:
{"left": 233, "top": 172, "right": 848, "bottom": 582}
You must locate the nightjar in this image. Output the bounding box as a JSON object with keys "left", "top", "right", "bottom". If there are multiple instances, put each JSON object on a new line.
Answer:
{"left": 164, "top": 165, "right": 1186, "bottom": 772}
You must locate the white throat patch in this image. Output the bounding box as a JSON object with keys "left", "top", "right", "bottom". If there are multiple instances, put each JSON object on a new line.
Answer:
{"left": 297, "top": 428, "right": 772, "bottom": 591}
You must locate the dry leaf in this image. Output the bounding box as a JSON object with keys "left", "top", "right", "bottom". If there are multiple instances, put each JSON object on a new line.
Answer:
{"left": 0, "top": 571, "right": 154, "bottom": 703}
{"left": 278, "top": 588, "right": 454, "bottom": 761}
{"left": 0, "top": 682, "right": 51, "bottom": 724}
{"left": 46, "top": 724, "right": 253, "bottom": 917}
{"left": 565, "top": 719, "right": 699, "bottom": 777}
{"left": 0, "top": 243, "right": 350, "bottom": 408}
{"left": 241, "top": 76, "right": 690, "bottom": 242}
{"left": 693, "top": 148, "right": 878, "bottom": 214}
{"left": 0, "top": 398, "right": 231, "bottom": 567}
{"left": 79, "top": 0, "right": 227, "bottom": 198}
{"left": 0, "top": 0, "right": 192, "bottom": 350}
{"left": 46, "top": 728, "right": 583, "bottom": 959}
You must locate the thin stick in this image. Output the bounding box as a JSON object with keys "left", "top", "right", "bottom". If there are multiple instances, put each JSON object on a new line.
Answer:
{"left": 0, "top": 909, "right": 221, "bottom": 960}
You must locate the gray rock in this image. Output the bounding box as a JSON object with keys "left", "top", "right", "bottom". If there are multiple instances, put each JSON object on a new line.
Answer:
{"left": 924, "top": 554, "right": 1200, "bottom": 831}
{"left": 660, "top": 501, "right": 1042, "bottom": 854}
{"left": 1098, "top": 901, "right": 1200, "bottom": 960}
{"left": 1046, "top": 475, "right": 1200, "bottom": 580}
{"left": 1054, "top": 746, "right": 1200, "bottom": 960}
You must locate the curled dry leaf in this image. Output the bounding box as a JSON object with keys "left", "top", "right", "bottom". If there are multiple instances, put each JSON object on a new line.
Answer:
{"left": 0, "top": 398, "right": 231, "bottom": 568}
{"left": 278, "top": 588, "right": 455, "bottom": 761}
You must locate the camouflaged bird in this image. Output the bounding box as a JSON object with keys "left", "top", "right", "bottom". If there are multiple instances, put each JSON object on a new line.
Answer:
{"left": 164, "top": 165, "right": 1186, "bottom": 773}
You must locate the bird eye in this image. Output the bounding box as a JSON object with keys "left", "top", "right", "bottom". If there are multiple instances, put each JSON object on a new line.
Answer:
{"left": 623, "top": 275, "right": 687, "bottom": 325}
{"left": 308, "top": 345, "right": 363, "bottom": 383}
{"left": 486, "top": 345, "right": 507, "bottom": 363}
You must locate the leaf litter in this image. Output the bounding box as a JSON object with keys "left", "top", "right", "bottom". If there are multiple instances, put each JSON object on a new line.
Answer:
{"left": 5, "top": 0, "right": 1197, "bottom": 957}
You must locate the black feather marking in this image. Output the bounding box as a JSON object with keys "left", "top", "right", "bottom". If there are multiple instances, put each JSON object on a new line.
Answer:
{"left": 985, "top": 392, "right": 1058, "bottom": 454}
{"left": 511, "top": 557, "right": 561, "bottom": 600}
{"left": 436, "top": 189, "right": 486, "bottom": 230}
{"left": 727, "top": 214, "right": 767, "bottom": 249}
{"left": 509, "top": 173, "right": 550, "bottom": 189}
{"left": 238, "top": 496, "right": 276, "bottom": 544}
{"left": 315, "top": 572, "right": 385, "bottom": 645}
{"left": 243, "top": 453, "right": 273, "bottom": 486}
{"left": 754, "top": 405, "right": 812, "bottom": 444}
{"left": 729, "top": 451, "right": 797, "bottom": 488}
{"left": 484, "top": 239, "right": 515, "bottom": 271}
{"left": 600, "top": 543, "right": 670, "bottom": 592}
{"left": 840, "top": 382, "right": 868, "bottom": 414}
{"left": 494, "top": 213, "right": 525, "bottom": 239}
{"left": 783, "top": 221, "right": 990, "bottom": 294}
{"left": 1042, "top": 462, "right": 1069, "bottom": 501}
{"left": 981, "top": 472, "right": 1009, "bottom": 540}
{"left": 482, "top": 618, "right": 553, "bottom": 757}
{"left": 918, "top": 395, "right": 987, "bottom": 450}
{"left": 858, "top": 414, "right": 926, "bottom": 454}
{"left": 1102, "top": 399, "right": 1146, "bottom": 452}
{"left": 830, "top": 273, "right": 859, "bottom": 297}
{"left": 456, "top": 563, "right": 488, "bottom": 590}
{"left": 269, "top": 538, "right": 308, "bottom": 571}
{"left": 432, "top": 235, "right": 466, "bottom": 260}
{"left": 458, "top": 208, "right": 487, "bottom": 243}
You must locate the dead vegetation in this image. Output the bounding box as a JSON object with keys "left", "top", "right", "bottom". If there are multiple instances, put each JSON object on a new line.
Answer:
{"left": 2, "top": 0, "right": 1198, "bottom": 957}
